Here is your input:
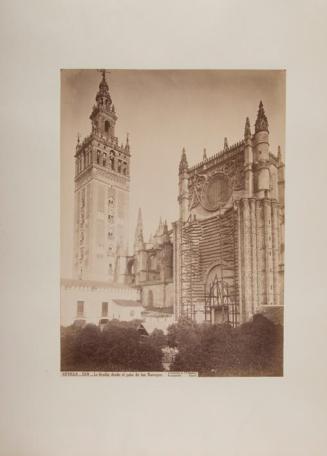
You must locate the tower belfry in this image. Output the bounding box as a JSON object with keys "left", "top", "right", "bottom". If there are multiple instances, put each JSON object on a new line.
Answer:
{"left": 73, "top": 70, "right": 130, "bottom": 283}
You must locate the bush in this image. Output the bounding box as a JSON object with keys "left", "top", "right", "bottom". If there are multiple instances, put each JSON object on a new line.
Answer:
{"left": 61, "top": 321, "right": 164, "bottom": 372}
{"left": 168, "top": 315, "right": 283, "bottom": 376}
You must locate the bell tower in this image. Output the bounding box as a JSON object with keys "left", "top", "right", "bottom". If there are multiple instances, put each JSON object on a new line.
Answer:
{"left": 73, "top": 70, "right": 130, "bottom": 283}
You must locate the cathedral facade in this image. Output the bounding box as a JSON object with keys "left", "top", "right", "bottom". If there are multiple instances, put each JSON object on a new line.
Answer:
{"left": 172, "top": 103, "right": 284, "bottom": 326}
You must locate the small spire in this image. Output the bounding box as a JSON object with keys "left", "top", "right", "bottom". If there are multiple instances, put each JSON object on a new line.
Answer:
{"left": 224, "top": 137, "right": 228, "bottom": 149}
{"left": 77, "top": 132, "right": 80, "bottom": 145}
{"left": 134, "top": 208, "right": 144, "bottom": 252}
{"left": 244, "top": 117, "right": 251, "bottom": 138}
{"left": 162, "top": 221, "right": 170, "bottom": 243}
{"left": 203, "top": 148, "right": 207, "bottom": 160}
{"left": 126, "top": 132, "right": 129, "bottom": 146}
{"left": 255, "top": 100, "right": 269, "bottom": 133}
{"left": 179, "top": 147, "right": 188, "bottom": 174}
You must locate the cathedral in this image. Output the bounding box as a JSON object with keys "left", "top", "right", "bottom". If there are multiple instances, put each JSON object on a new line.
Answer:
{"left": 172, "top": 106, "right": 284, "bottom": 326}
{"left": 61, "top": 71, "right": 284, "bottom": 330}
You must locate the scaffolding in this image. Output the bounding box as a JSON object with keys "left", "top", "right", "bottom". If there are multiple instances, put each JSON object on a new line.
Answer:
{"left": 204, "top": 211, "right": 239, "bottom": 327}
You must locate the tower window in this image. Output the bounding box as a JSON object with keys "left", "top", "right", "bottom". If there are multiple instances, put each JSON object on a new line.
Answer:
{"left": 118, "top": 160, "right": 122, "bottom": 173}
{"left": 102, "top": 302, "right": 108, "bottom": 317}
{"left": 103, "top": 153, "right": 107, "bottom": 167}
{"left": 104, "top": 120, "right": 110, "bottom": 133}
{"left": 97, "top": 150, "right": 101, "bottom": 164}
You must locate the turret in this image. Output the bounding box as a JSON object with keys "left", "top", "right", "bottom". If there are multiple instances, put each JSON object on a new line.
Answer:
{"left": 254, "top": 101, "right": 270, "bottom": 197}
{"left": 244, "top": 117, "right": 254, "bottom": 196}
{"left": 178, "top": 147, "right": 189, "bottom": 222}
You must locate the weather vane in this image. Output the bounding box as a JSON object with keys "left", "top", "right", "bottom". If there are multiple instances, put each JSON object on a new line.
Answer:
{"left": 97, "top": 69, "right": 111, "bottom": 79}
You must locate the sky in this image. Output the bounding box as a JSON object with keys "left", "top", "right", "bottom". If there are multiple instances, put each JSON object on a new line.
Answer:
{"left": 61, "top": 69, "right": 285, "bottom": 278}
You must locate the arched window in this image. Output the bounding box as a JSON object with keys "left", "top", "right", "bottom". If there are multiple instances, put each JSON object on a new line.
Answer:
{"left": 148, "top": 290, "right": 154, "bottom": 308}
{"left": 97, "top": 150, "right": 101, "bottom": 164}
{"left": 103, "top": 152, "right": 107, "bottom": 167}
{"left": 104, "top": 120, "right": 110, "bottom": 133}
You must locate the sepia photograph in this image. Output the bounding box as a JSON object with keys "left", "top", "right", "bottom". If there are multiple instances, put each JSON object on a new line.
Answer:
{"left": 3, "top": 0, "right": 327, "bottom": 454}
{"left": 60, "top": 69, "right": 285, "bottom": 376}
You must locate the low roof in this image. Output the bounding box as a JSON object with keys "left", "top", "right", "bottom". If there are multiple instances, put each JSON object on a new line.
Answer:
{"left": 112, "top": 299, "right": 144, "bottom": 308}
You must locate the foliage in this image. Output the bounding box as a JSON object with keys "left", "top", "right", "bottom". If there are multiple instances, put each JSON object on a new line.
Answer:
{"left": 168, "top": 314, "right": 283, "bottom": 376}
{"left": 61, "top": 315, "right": 283, "bottom": 376}
{"left": 61, "top": 320, "right": 164, "bottom": 372}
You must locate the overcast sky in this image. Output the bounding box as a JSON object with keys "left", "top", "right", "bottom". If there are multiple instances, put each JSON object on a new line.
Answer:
{"left": 61, "top": 69, "right": 285, "bottom": 278}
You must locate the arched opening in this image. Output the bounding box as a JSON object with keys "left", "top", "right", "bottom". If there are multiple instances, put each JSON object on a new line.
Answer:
{"left": 104, "top": 120, "right": 110, "bottom": 133}
{"left": 204, "top": 264, "right": 238, "bottom": 326}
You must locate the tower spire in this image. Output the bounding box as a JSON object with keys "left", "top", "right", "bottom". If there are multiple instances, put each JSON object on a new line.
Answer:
{"left": 224, "top": 137, "right": 229, "bottom": 149}
{"left": 255, "top": 100, "right": 269, "bottom": 133}
{"left": 203, "top": 148, "right": 207, "bottom": 160}
{"left": 95, "top": 69, "right": 112, "bottom": 108}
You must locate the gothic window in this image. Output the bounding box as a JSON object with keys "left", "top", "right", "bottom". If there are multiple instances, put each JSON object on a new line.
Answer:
{"left": 103, "top": 152, "right": 107, "bottom": 167}
{"left": 77, "top": 301, "right": 84, "bottom": 318}
{"left": 108, "top": 214, "right": 114, "bottom": 223}
{"left": 108, "top": 230, "right": 113, "bottom": 239}
{"left": 104, "top": 120, "right": 110, "bottom": 133}
{"left": 108, "top": 263, "right": 113, "bottom": 274}
{"left": 148, "top": 290, "right": 154, "bottom": 308}
{"left": 102, "top": 302, "right": 108, "bottom": 317}
{"left": 123, "top": 162, "right": 127, "bottom": 175}
{"left": 97, "top": 150, "right": 101, "bottom": 164}
{"left": 118, "top": 160, "right": 122, "bottom": 173}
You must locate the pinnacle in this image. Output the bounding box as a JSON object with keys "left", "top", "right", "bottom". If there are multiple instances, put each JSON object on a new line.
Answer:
{"left": 179, "top": 147, "right": 188, "bottom": 174}
{"left": 255, "top": 100, "right": 269, "bottom": 133}
{"left": 244, "top": 117, "right": 251, "bottom": 138}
